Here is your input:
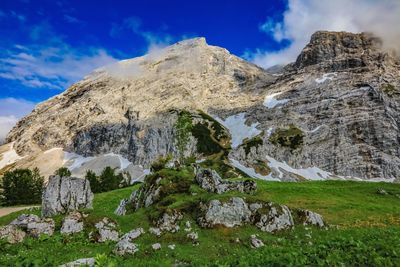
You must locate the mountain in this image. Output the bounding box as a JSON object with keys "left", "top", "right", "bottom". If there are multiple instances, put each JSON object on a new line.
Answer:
{"left": 1, "top": 31, "right": 400, "bottom": 182}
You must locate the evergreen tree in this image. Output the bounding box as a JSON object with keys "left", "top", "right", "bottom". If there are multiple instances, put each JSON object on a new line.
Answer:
{"left": 55, "top": 167, "right": 71, "bottom": 177}
{"left": 85, "top": 170, "right": 101, "bottom": 193}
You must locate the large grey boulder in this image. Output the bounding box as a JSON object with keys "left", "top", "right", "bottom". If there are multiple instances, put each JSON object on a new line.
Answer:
{"left": 10, "top": 214, "right": 41, "bottom": 228}
{"left": 254, "top": 203, "right": 294, "bottom": 232}
{"left": 195, "top": 167, "right": 256, "bottom": 194}
{"left": 42, "top": 175, "right": 94, "bottom": 217}
{"left": 198, "top": 197, "right": 252, "bottom": 228}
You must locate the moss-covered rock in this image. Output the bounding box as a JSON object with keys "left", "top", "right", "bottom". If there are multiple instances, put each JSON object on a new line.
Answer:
{"left": 240, "top": 135, "right": 263, "bottom": 155}
{"left": 269, "top": 125, "right": 304, "bottom": 150}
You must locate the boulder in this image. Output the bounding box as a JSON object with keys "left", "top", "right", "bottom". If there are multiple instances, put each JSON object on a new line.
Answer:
{"left": 10, "top": 214, "right": 41, "bottom": 229}
{"left": 250, "top": 235, "right": 264, "bottom": 248}
{"left": 155, "top": 210, "right": 183, "bottom": 233}
{"left": 42, "top": 175, "right": 94, "bottom": 217}
{"left": 60, "top": 258, "right": 95, "bottom": 267}
{"left": 195, "top": 167, "right": 256, "bottom": 194}
{"left": 0, "top": 225, "right": 26, "bottom": 244}
{"left": 294, "top": 209, "right": 325, "bottom": 227}
{"left": 61, "top": 211, "right": 84, "bottom": 235}
{"left": 254, "top": 203, "right": 294, "bottom": 232}
{"left": 198, "top": 197, "right": 251, "bottom": 228}
{"left": 92, "top": 217, "right": 119, "bottom": 242}
{"left": 26, "top": 218, "right": 55, "bottom": 237}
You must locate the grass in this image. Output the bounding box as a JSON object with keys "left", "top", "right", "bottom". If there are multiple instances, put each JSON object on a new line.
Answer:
{"left": 0, "top": 177, "right": 399, "bottom": 266}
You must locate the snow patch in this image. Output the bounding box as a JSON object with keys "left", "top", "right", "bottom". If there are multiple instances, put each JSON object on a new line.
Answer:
{"left": 0, "top": 143, "right": 23, "bottom": 169}
{"left": 265, "top": 155, "right": 333, "bottom": 180}
{"left": 215, "top": 113, "right": 261, "bottom": 148}
{"left": 263, "top": 92, "right": 289, "bottom": 108}
{"left": 63, "top": 152, "right": 94, "bottom": 171}
{"left": 315, "top": 73, "right": 337, "bottom": 84}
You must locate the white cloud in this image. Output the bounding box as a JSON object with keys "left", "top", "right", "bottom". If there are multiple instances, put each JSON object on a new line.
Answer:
{"left": 0, "top": 21, "right": 119, "bottom": 90}
{"left": 0, "top": 98, "right": 36, "bottom": 144}
{"left": 248, "top": 0, "right": 400, "bottom": 68}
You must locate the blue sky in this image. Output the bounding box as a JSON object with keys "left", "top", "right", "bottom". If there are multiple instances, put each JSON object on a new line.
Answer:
{"left": 0, "top": 0, "right": 287, "bottom": 103}
{"left": 0, "top": 0, "right": 399, "bottom": 142}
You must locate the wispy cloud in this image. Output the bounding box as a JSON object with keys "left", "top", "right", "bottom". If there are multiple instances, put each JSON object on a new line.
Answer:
{"left": 110, "top": 16, "right": 174, "bottom": 53}
{"left": 246, "top": 0, "right": 400, "bottom": 68}
{"left": 0, "top": 22, "right": 118, "bottom": 90}
{"left": 0, "top": 98, "right": 35, "bottom": 144}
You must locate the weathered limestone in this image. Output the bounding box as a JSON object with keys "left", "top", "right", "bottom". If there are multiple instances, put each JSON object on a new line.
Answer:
{"left": 60, "top": 211, "right": 84, "bottom": 235}
{"left": 155, "top": 210, "right": 183, "bottom": 233}
{"left": 91, "top": 217, "right": 119, "bottom": 243}
{"left": 0, "top": 225, "right": 26, "bottom": 243}
{"left": 42, "top": 175, "right": 94, "bottom": 217}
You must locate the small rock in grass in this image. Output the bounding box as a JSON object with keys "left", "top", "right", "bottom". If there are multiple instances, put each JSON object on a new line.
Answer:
{"left": 168, "top": 244, "right": 176, "bottom": 250}
{"left": 250, "top": 235, "right": 264, "bottom": 248}
{"left": 377, "top": 188, "right": 388, "bottom": 195}
{"left": 152, "top": 243, "right": 161, "bottom": 250}
{"left": 61, "top": 211, "right": 84, "bottom": 235}
{"left": 60, "top": 258, "right": 95, "bottom": 267}
{"left": 92, "top": 217, "right": 119, "bottom": 242}
{"left": 114, "top": 239, "right": 139, "bottom": 256}
{"left": 149, "top": 227, "right": 162, "bottom": 237}
{"left": 187, "top": 231, "right": 198, "bottom": 242}
{"left": 120, "top": 228, "right": 144, "bottom": 241}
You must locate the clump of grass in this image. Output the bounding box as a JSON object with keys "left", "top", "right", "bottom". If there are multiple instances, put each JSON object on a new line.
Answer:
{"left": 382, "top": 83, "right": 397, "bottom": 97}
{"left": 269, "top": 125, "right": 304, "bottom": 150}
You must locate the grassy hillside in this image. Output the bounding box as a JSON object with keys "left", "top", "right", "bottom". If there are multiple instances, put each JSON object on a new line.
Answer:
{"left": 0, "top": 179, "right": 400, "bottom": 266}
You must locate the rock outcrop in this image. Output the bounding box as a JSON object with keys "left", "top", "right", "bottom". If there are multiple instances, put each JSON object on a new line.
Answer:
{"left": 0, "top": 225, "right": 26, "bottom": 244}
{"left": 195, "top": 166, "right": 257, "bottom": 194}
{"left": 114, "top": 228, "right": 144, "bottom": 256}
{"left": 198, "top": 197, "right": 324, "bottom": 232}
{"left": 42, "top": 175, "right": 94, "bottom": 217}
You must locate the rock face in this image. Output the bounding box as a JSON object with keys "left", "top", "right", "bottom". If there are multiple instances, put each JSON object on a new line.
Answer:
{"left": 195, "top": 166, "right": 257, "bottom": 194}
{"left": 42, "top": 175, "right": 94, "bottom": 217}
{"left": 3, "top": 31, "right": 400, "bottom": 182}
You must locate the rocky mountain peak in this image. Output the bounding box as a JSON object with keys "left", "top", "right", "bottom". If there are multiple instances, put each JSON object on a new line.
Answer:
{"left": 294, "top": 31, "right": 384, "bottom": 70}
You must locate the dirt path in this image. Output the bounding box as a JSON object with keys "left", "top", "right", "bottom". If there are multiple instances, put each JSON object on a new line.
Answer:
{"left": 0, "top": 206, "right": 38, "bottom": 217}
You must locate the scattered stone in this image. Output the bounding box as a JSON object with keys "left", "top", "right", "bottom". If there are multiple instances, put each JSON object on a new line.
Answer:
{"left": 194, "top": 167, "right": 257, "bottom": 194}
{"left": 184, "top": 221, "right": 192, "bottom": 232}
{"left": 168, "top": 244, "right": 176, "bottom": 250}
{"left": 42, "top": 175, "right": 94, "bottom": 217}
{"left": 155, "top": 210, "right": 183, "bottom": 233}
{"left": 149, "top": 227, "right": 162, "bottom": 237}
{"left": 61, "top": 211, "right": 84, "bottom": 235}
{"left": 294, "top": 209, "right": 325, "bottom": 227}
{"left": 250, "top": 235, "right": 264, "bottom": 248}
{"left": 114, "top": 239, "right": 139, "bottom": 256}
{"left": 92, "top": 217, "right": 119, "bottom": 242}
{"left": 198, "top": 197, "right": 251, "bottom": 228}
{"left": 26, "top": 218, "right": 55, "bottom": 237}
{"left": 120, "top": 228, "right": 145, "bottom": 241}
{"left": 377, "top": 188, "right": 388, "bottom": 195}
{"left": 152, "top": 243, "right": 162, "bottom": 250}
{"left": 0, "top": 225, "right": 26, "bottom": 243}
{"left": 60, "top": 258, "right": 95, "bottom": 267}
{"left": 187, "top": 231, "right": 198, "bottom": 243}
{"left": 255, "top": 203, "right": 294, "bottom": 232}
{"left": 114, "top": 199, "right": 129, "bottom": 216}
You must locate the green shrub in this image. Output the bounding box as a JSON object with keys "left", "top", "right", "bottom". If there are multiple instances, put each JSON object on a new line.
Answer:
{"left": 240, "top": 135, "right": 263, "bottom": 155}
{"left": 85, "top": 167, "right": 124, "bottom": 193}
{"left": 269, "top": 125, "right": 304, "bottom": 150}
{"left": 150, "top": 154, "right": 173, "bottom": 172}
{"left": 85, "top": 170, "right": 101, "bottom": 193}
{"left": 191, "top": 123, "right": 224, "bottom": 155}
{"left": 382, "top": 83, "right": 397, "bottom": 97}
{"left": 54, "top": 167, "right": 71, "bottom": 177}
{"left": 1, "top": 168, "right": 44, "bottom": 206}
